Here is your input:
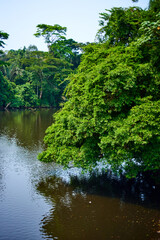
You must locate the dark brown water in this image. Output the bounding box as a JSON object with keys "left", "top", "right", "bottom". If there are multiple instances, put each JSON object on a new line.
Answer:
{"left": 0, "top": 109, "right": 160, "bottom": 240}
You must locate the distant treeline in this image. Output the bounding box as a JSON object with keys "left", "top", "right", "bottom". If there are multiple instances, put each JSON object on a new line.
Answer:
{"left": 0, "top": 24, "right": 83, "bottom": 109}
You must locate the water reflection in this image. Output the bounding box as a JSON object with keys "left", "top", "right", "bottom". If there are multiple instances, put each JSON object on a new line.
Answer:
{"left": 37, "top": 174, "right": 160, "bottom": 240}
{"left": 0, "top": 109, "right": 55, "bottom": 240}
{"left": 0, "top": 109, "right": 55, "bottom": 149}
{"left": 0, "top": 109, "right": 160, "bottom": 240}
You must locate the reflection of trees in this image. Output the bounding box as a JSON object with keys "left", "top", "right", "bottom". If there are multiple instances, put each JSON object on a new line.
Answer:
{"left": 70, "top": 172, "right": 160, "bottom": 208}
{"left": 37, "top": 176, "right": 88, "bottom": 240}
{"left": 0, "top": 109, "right": 55, "bottom": 149}
{"left": 37, "top": 174, "right": 160, "bottom": 240}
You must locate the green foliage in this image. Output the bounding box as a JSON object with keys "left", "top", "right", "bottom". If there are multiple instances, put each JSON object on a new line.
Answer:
{"left": 149, "top": 0, "right": 160, "bottom": 12}
{"left": 0, "top": 71, "right": 14, "bottom": 107}
{"left": 97, "top": 7, "right": 148, "bottom": 44}
{"left": 0, "top": 31, "right": 9, "bottom": 49}
{"left": 0, "top": 30, "right": 12, "bottom": 107}
{"left": 39, "top": 5, "right": 160, "bottom": 178}
{"left": 11, "top": 83, "right": 39, "bottom": 108}
{"left": 100, "top": 98, "right": 160, "bottom": 177}
{"left": 0, "top": 30, "right": 9, "bottom": 66}
{"left": 34, "top": 24, "right": 67, "bottom": 46}
{"left": 0, "top": 29, "right": 81, "bottom": 108}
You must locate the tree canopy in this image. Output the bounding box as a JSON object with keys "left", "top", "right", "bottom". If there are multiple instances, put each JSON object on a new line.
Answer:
{"left": 34, "top": 24, "right": 67, "bottom": 46}
{"left": 0, "top": 30, "right": 9, "bottom": 65}
{"left": 0, "top": 31, "right": 9, "bottom": 49}
{"left": 38, "top": 2, "right": 160, "bottom": 178}
{"left": 0, "top": 25, "right": 82, "bottom": 109}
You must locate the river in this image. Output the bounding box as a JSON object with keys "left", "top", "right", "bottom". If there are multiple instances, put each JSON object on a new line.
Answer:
{"left": 0, "top": 109, "right": 160, "bottom": 240}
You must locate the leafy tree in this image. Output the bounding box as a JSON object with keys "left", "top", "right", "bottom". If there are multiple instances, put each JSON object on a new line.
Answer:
{"left": 34, "top": 24, "right": 67, "bottom": 50}
{"left": 0, "top": 31, "right": 9, "bottom": 49}
{"left": 24, "top": 50, "right": 71, "bottom": 107}
{"left": 33, "top": 24, "right": 82, "bottom": 106}
{"left": 49, "top": 38, "right": 82, "bottom": 68}
{"left": 0, "top": 30, "right": 13, "bottom": 108}
{"left": 0, "top": 71, "right": 14, "bottom": 108}
{"left": 38, "top": 5, "right": 160, "bottom": 178}
{"left": 149, "top": 0, "right": 160, "bottom": 12}
{"left": 0, "top": 30, "right": 9, "bottom": 66}
{"left": 11, "top": 82, "right": 39, "bottom": 108}
{"left": 96, "top": 7, "right": 148, "bottom": 44}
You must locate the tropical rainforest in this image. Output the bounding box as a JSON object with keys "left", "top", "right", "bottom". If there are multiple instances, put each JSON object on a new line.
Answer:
{"left": 0, "top": 25, "right": 82, "bottom": 109}
{"left": 1, "top": 0, "right": 160, "bottom": 178}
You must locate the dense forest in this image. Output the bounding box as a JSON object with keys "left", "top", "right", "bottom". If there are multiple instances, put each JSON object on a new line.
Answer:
{"left": 1, "top": 0, "right": 160, "bottom": 178}
{"left": 0, "top": 24, "right": 82, "bottom": 108}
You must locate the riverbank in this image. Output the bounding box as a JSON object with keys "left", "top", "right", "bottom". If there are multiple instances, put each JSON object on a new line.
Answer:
{"left": 0, "top": 105, "right": 58, "bottom": 111}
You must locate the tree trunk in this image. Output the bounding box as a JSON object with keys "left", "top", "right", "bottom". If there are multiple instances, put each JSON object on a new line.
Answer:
{"left": 5, "top": 102, "right": 11, "bottom": 110}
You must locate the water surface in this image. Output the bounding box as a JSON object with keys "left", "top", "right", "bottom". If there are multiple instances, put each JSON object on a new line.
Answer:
{"left": 0, "top": 109, "right": 160, "bottom": 240}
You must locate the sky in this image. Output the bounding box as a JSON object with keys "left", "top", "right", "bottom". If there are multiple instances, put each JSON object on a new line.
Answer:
{"left": 1, "top": 0, "right": 148, "bottom": 52}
